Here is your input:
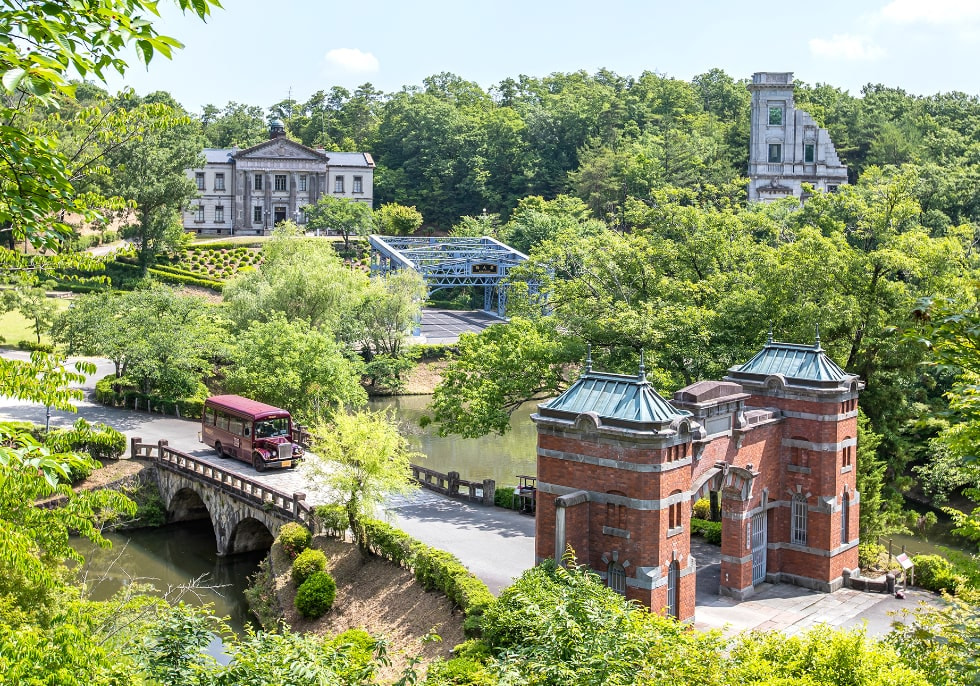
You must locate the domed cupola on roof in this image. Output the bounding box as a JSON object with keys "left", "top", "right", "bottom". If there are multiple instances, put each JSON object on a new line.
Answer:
{"left": 269, "top": 118, "right": 285, "bottom": 139}
{"left": 535, "top": 351, "right": 689, "bottom": 435}
{"left": 725, "top": 328, "right": 864, "bottom": 395}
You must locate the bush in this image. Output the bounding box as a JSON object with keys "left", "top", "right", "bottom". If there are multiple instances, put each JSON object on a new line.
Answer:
{"left": 291, "top": 548, "right": 327, "bottom": 586}
{"left": 858, "top": 542, "right": 887, "bottom": 571}
{"left": 294, "top": 571, "right": 336, "bottom": 618}
{"left": 362, "top": 518, "right": 414, "bottom": 566}
{"left": 325, "top": 629, "right": 380, "bottom": 683}
{"left": 693, "top": 498, "right": 711, "bottom": 520}
{"left": 691, "top": 518, "right": 722, "bottom": 545}
{"left": 277, "top": 522, "right": 312, "bottom": 559}
{"left": 17, "top": 340, "right": 54, "bottom": 353}
{"left": 913, "top": 554, "right": 965, "bottom": 594}
{"left": 494, "top": 486, "right": 519, "bottom": 510}
{"left": 314, "top": 504, "right": 348, "bottom": 537}
{"left": 47, "top": 418, "right": 126, "bottom": 462}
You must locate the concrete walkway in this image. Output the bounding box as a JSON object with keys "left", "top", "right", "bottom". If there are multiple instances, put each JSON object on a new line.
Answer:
{"left": 690, "top": 539, "right": 942, "bottom": 637}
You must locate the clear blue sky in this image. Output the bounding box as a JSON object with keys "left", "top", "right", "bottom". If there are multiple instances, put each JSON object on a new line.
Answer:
{"left": 104, "top": 0, "right": 980, "bottom": 114}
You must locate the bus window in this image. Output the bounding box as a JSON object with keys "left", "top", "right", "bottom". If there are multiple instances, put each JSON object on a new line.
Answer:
{"left": 255, "top": 418, "right": 288, "bottom": 438}
{"left": 204, "top": 407, "right": 216, "bottom": 425}
{"left": 216, "top": 411, "right": 229, "bottom": 431}
{"left": 229, "top": 417, "right": 244, "bottom": 436}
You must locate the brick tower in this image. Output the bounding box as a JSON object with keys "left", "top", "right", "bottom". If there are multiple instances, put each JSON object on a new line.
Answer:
{"left": 532, "top": 336, "right": 862, "bottom": 619}
{"left": 532, "top": 355, "right": 699, "bottom": 622}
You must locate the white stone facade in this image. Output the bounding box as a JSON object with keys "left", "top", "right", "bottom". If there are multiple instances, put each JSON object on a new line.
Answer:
{"left": 184, "top": 126, "right": 375, "bottom": 235}
{"left": 748, "top": 72, "right": 848, "bottom": 202}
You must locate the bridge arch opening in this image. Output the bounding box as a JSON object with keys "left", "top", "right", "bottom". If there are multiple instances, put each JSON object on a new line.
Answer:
{"left": 227, "top": 517, "right": 275, "bottom": 555}
{"left": 168, "top": 487, "right": 211, "bottom": 524}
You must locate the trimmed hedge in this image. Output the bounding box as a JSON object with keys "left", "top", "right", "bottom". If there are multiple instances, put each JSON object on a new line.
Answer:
{"left": 146, "top": 267, "right": 223, "bottom": 291}
{"left": 187, "top": 240, "right": 265, "bottom": 249}
{"left": 316, "top": 512, "right": 495, "bottom": 637}
{"left": 277, "top": 522, "right": 312, "bottom": 559}
{"left": 94, "top": 374, "right": 206, "bottom": 419}
{"left": 494, "top": 486, "right": 520, "bottom": 510}
{"left": 691, "top": 518, "right": 722, "bottom": 545}
{"left": 294, "top": 570, "right": 336, "bottom": 618}
{"left": 291, "top": 548, "right": 327, "bottom": 586}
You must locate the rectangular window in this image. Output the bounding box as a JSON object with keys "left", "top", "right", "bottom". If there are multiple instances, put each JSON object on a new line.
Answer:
{"left": 195, "top": 172, "right": 205, "bottom": 190}
{"left": 228, "top": 417, "right": 244, "bottom": 436}
{"left": 204, "top": 407, "right": 215, "bottom": 426}
{"left": 768, "top": 106, "right": 783, "bottom": 125}
{"left": 804, "top": 143, "right": 815, "bottom": 163}
{"left": 353, "top": 176, "right": 363, "bottom": 193}
{"left": 841, "top": 493, "right": 850, "bottom": 544}
{"left": 334, "top": 176, "right": 344, "bottom": 193}
{"left": 214, "top": 173, "right": 225, "bottom": 191}
{"left": 216, "top": 411, "right": 229, "bottom": 432}
{"left": 253, "top": 206, "right": 263, "bottom": 223}
{"left": 792, "top": 497, "right": 808, "bottom": 546}
{"left": 768, "top": 144, "right": 782, "bottom": 163}
{"left": 195, "top": 206, "right": 204, "bottom": 222}
{"left": 274, "top": 174, "right": 287, "bottom": 191}
{"left": 214, "top": 205, "right": 224, "bottom": 223}
{"left": 298, "top": 175, "right": 307, "bottom": 192}
{"left": 254, "top": 174, "right": 263, "bottom": 191}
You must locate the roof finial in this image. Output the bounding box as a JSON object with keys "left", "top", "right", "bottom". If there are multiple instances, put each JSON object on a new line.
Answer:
{"left": 638, "top": 349, "right": 646, "bottom": 381}
{"left": 585, "top": 344, "right": 593, "bottom": 373}
{"left": 767, "top": 324, "right": 773, "bottom": 346}
{"left": 815, "top": 323, "right": 821, "bottom": 349}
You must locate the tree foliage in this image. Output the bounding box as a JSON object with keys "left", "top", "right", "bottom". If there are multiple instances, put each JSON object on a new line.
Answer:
{"left": 303, "top": 409, "right": 421, "bottom": 553}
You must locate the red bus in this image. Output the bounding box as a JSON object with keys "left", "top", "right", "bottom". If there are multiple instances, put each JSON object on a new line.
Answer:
{"left": 200, "top": 395, "right": 304, "bottom": 471}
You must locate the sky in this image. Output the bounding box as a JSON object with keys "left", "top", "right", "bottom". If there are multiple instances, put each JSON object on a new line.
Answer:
{"left": 104, "top": 0, "right": 980, "bottom": 114}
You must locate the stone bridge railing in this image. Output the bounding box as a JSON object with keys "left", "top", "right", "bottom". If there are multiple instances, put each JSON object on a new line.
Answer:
{"left": 131, "top": 437, "right": 313, "bottom": 527}
{"left": 410, "top": 464, "right": 495, "bottom": 506}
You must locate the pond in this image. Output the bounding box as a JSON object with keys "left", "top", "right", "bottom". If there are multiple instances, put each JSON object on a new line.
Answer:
{"left": 369, "top": 394, "right": 540, "bottom": 490}
{"left": 74, "top": 519, "right": 264, "bottom": 658}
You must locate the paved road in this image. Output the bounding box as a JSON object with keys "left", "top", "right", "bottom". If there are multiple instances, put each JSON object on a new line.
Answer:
{"left": 416, "top": 308, "right": 503, "bottom": 344}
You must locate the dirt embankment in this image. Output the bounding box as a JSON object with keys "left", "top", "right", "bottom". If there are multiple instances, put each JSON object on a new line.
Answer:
{"left": 263, "top": 537, "right": 464, "bottom": 680}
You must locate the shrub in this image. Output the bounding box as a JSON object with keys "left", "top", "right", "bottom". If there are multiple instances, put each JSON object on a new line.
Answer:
{"left": 494, "top": 486, "right": 519, "bottom": 510}
{"left": 858, "top": 542, "right": 886, "bottom": 571}
{"left": 913, "top": 554, "right": 964, "bottom": 594}
{"left": 691, "top": 518, "right": 722, "bottom": 545}
{"left": 291, "top": 548, "right": 327, "bottom": 586}
{"left": 17, "top": 340, "right": 54, "bottom": 353}
{"left": 325, "top": 629, "right": 380, "bottom": 683}
{"left": 277, "top": 522, "right": 312, "bottom": 559}
{"left": 693, "top": 498, "right": 711, "bottom": 520}
{"left": 362, "top": 518, "right": 414, "bottom": 566}
{"left": 294, "top": 570, "right": 336, "bottom": 618}
{"left": 47, "top": 418, "right": 126, "bottom": 462}
{"left": 314, "top": 504, "right": 348, "bottom": 537}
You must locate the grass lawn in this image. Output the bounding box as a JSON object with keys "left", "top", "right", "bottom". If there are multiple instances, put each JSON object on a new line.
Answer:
{"left": 0, "top": 298, "right": 70, "bottom": 347}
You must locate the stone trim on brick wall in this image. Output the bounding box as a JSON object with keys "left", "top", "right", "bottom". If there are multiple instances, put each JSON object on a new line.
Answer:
{"left": 538, "top": 481, "right": 690, "bottom": 511}
{"left": 537, "top": 447, "right": 691, "bottom": 473}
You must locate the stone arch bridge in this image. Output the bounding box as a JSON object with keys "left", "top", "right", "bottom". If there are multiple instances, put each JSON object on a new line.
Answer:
{"left": 132, "top": 438, "right": 313, "bottom": 556}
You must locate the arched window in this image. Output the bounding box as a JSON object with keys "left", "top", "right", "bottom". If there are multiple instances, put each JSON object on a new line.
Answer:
{"left": 608, "top": 562, "right": 626, "bottom": 595}
{"left": 791, "top": 494, "right": 808, "bottom": 546}
{"left": 666, "top": 560, "right": 680, "bottom": 619}
{"left": 841, "top": 492, "right": 850, "bottom": 544}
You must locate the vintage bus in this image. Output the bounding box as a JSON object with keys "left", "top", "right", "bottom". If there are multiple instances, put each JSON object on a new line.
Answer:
{"left": 200, "top": 395, "right": 304, "bottom": 472}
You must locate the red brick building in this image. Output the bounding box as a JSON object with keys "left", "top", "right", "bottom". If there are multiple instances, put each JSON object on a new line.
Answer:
{"left": 531, "top": 336, "right": 863, "bottom": 622}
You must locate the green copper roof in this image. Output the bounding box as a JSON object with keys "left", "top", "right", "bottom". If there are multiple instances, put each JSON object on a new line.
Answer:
{"left": 735, "top": 340, "right": 848, "bottom": 382}
{"left": 543, "top": 371, "right": 684, "bottom": 426}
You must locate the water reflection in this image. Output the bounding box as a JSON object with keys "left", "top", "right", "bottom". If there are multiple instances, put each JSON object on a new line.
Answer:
{"left": 370, "top": 395, "right": 540, "bottom": 489}
{"left": 75, "top": 520, "right": 264, "bottom": 636}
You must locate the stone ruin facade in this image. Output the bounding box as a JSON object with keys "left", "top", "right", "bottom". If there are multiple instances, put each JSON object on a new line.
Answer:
{"left": 532, "top": 336, "right": 863, "bottom": 622}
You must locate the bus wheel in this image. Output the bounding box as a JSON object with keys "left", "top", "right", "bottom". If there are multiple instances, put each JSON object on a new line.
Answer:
{"left": 252, "top": 452, "right": 265, "bottom": 473}
{"left": 214, "top": 441, "right": 226, "bottom": 458}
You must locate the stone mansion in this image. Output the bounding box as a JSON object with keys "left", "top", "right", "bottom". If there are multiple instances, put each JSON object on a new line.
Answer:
{"left": 183, "top": 120, "right": 374, "bottom": 235}
{"left": 748, "top": 72, "right": 849, "bottom": 202}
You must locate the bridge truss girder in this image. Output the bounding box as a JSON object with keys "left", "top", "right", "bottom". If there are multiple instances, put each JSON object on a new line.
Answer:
{"left": 368, "top": 235, "right": 530, "bottom": 316}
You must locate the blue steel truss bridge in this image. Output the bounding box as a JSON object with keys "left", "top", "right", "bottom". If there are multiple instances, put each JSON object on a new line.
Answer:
{"left": 368, "top": 235, "right": 530, "bottom": 316}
